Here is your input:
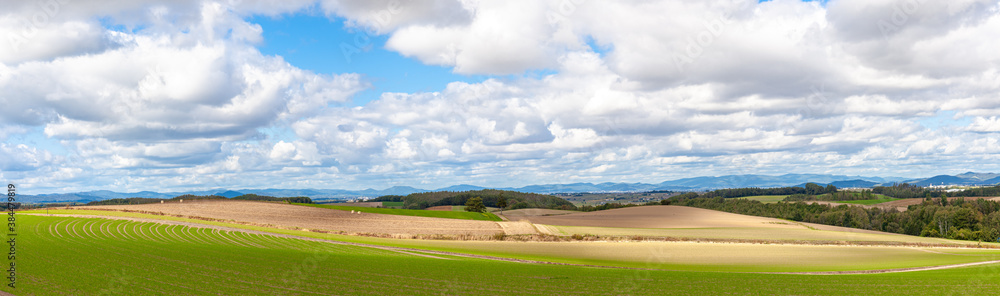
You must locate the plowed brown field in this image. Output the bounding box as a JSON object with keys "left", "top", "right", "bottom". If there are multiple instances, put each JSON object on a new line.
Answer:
{"left": 78, "top": 200, "right": 503, "bottom": 236}
{"left": 500, "top": 208, "right": 575, "bottom": 221}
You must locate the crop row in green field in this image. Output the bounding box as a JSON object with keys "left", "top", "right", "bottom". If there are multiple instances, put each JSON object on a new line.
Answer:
{"left": 292, "top": 203, "right": 502, "bottom": 221}
{"left": 6, "top": 215, "right": 1000, "bottom": 295}
{"left": 17, "top": 210, "right": 1000, "bottom": 273}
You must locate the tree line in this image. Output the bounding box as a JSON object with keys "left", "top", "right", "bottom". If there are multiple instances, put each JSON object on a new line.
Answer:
{"left": 783, "top": 190, "right": 880, "bottom": 202}
{"left": 672, "top": 195, "right": 1000, "bottom": 242}
{"left": 700, "top": 183, "right": 837, "bottom": 199}
{"left": 379, "top": 189, "right": 575, "bottom": 210}
{"left": 85, "top": 194, "right": 312, "bottom": 206}
{"left": 873, "top": 183, "right": 1000, "bottom": 199}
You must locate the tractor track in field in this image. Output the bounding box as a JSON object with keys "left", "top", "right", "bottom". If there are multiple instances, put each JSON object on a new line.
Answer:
{"left": 766, "top": 260, "right": 1000, "bottom": 275}
{"left": 25, "top": 213, "right": 1000, "bottom": 275}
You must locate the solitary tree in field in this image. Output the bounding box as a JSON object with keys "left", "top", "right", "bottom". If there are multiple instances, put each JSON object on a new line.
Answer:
{"left": 497, "top": 194, "right": 508, "bottom": 215}
{"left": 465, "top": 197, "right": 486, "bottom": 213}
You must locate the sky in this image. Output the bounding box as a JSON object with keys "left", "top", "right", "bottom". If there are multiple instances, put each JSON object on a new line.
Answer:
{"left": 2, "top": 0, "right": 1000, "bottom": 194}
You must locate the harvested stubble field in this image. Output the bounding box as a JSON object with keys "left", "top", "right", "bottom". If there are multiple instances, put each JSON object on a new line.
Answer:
{"left": 80, "top": 200, "right": 504, "bottom": 236}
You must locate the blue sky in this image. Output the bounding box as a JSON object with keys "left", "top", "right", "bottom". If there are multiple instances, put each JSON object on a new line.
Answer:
{"left": 250, "top": 13, "right": 486, "bottom": 106}
{"left": 2, "top": 0, "right": 1000, "bottom": 194}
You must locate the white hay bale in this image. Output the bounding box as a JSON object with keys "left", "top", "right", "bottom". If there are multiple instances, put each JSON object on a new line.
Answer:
{"left": 180, "top": 199, "right": 184, "bottom": 203}
{"left": 160, "top": 200, "right": 164, "bottom": 204}
{"left": 351, "top": 210, "right": 355, "bottom": 214}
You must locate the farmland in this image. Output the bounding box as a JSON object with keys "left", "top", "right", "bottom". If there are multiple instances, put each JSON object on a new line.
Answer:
{"left": 833, "top": 195, "right": 901, "bottom": 205}
{"left": 520, "top": 205, "right": 809, "bottom": 229}
{"left": 9, "top": 202, "right": 1000, "bottom": 295}
{"left": 7, "top": 214, "right": 1000, "bottom": 295}
{"left": 514, "top": 206, "right": 987, "bottom": 246}
{"left": 81, "top": 200, "right": 504, "bottom": 235}
{"left": 295, "top": 203, "right": 502, "bottom": 221}
{"left": 737, "top": 195, "right": 789, "bottom": 203}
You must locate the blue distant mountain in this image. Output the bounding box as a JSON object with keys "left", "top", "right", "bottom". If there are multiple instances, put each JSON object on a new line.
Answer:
{"left": 909, "top": 175, "right": 982, "bottom": 187}
{"left": 17, "top": 172, "right": 999, "bottom": 203}
{"left": 436, "top": 184, "right": 488, "bottom": 192}
{"left": 215, "top": 190, "right": 244, "bottom": 198}
{"left": 658, "top": 174, "right": 895, "bottom": 190}
{"left": 792, "top": 180, "right": 879, "bottom": 189}
{"left": 828, "top": 180, "right": 879, "bottom": 188}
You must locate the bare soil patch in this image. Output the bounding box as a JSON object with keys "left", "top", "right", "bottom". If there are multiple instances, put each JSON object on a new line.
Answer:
{"left": 425, "top": 206, "right": 454, "bottom": 211}
{"left": 497, "top": 221, "right": 539, "bottom": 235}
{"left": 76, "top": 200, "right": 502, "bottom": 236}
{"left": 524, "top": 205, "right": 809, "bottom": 229}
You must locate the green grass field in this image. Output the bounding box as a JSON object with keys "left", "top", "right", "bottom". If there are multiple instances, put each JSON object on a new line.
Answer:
{"left": 737, "top": 195, "right": 789, "bottom": 203}
{"left": 292, "top": 203, "right": 502, "bottom": 221}
{"left": 834, "top": 195, "right": 901, "bottom": 205}
{"left": 6, "top": 214, "right": 1000, "bottom": 295}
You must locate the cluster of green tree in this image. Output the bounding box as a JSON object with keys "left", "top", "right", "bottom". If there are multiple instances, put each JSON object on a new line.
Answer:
{"left": 169, "top": 194, "right": 226, "bottom": 201}
{"left": 701, "top": 183, "right": 837, "bottom": 199}
{"left": 673, "top": 195, "right": 1000, "bottom": 242}
{"left": 464, "top": 197, "right": 487, "bottom": 213}
{"left": 578, "top": 202, "right": 639, "bottom": 212}
{"left": 84, "top": 194, "right": 312, "bottom": 206}
{"left": 953, "top": 186, "right": 1000, "bottom": 197}
{"left": 370, "top": 195, "right": 404, "bottom": 202}
{"left": 400, "top": 189, "right": 575, "bottom": 210}
{"left": 871, "top": 183, "right": 930, "bottom": 199}
{"left": 232, "top": 194, "right": 313, "bottom": 204}
{"left": 783, "top": 190, "right": 879, "bottom": 202}
{"left": 873, "top": 183, "right": 1000, "bottom": 199}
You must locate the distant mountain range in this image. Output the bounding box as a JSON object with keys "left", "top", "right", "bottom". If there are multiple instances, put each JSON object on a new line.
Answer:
{"left": 18, "top": 172, "right": 1000, "bottom": 203}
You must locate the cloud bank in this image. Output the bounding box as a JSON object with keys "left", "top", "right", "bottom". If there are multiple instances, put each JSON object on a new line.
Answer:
{"left": 2, "top": 0, "right": 1000, "bottom": 193}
